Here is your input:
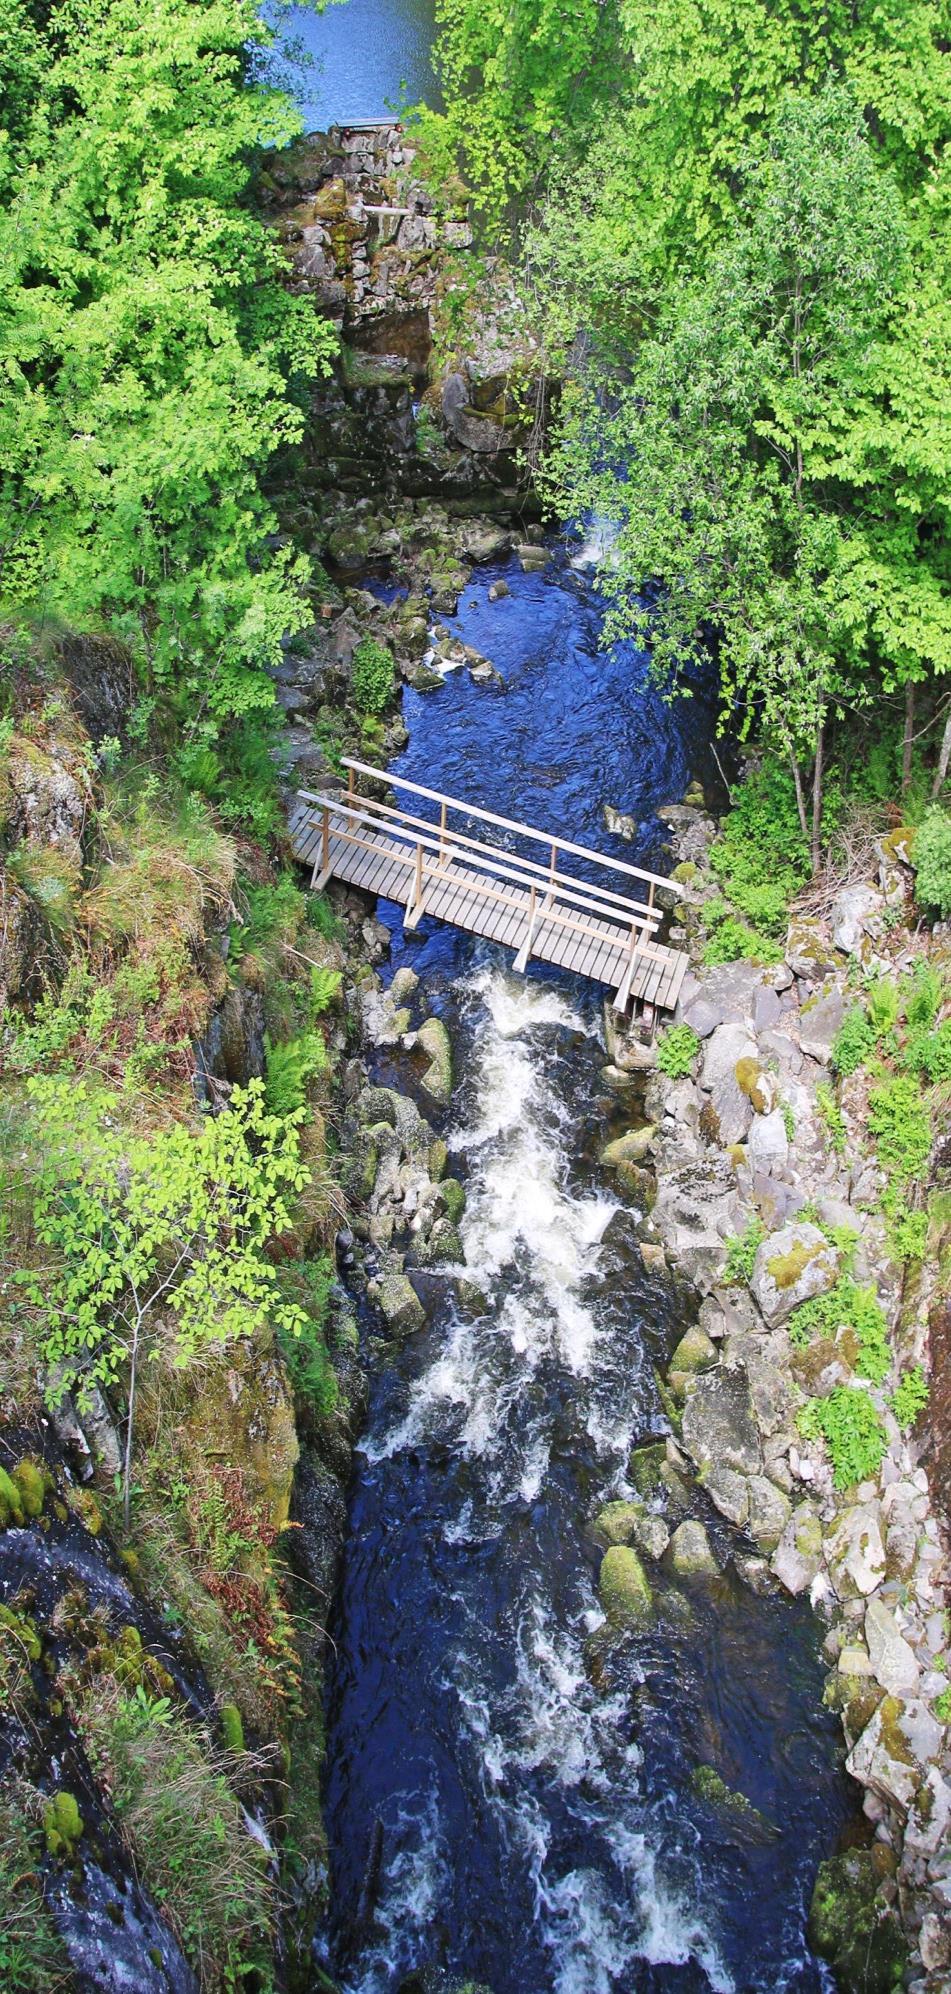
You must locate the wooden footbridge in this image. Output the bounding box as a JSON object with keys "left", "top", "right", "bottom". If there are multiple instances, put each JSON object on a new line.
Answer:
{"left": 289, "top": 760, "right": 688, "bottom": 1018}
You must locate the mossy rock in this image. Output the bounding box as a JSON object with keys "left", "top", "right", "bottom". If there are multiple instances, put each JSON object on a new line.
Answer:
{"left": 417, "top": 1017, "right": 453, "bottom": 1104}
{"left": 672, "top": 861, "right": 700, "bottom": 884}
{"left": 429, "top": 1138, "right": 448, "bottom": 1183}
{"left": 220, "top": 1702, "right": 245, "bottom": 1753}
{"left": 65, "top": 1484, "right": 103, "bottom": 1535}
{"left": 437, "top": 1177, "right": 466, "bottom": 1224}
{"left": 44, "top": 1790, "right": 84, "bottom": 1857}
{"left": 0, "top": 1464, "right": 25, "bottom": 1527}
{"left": 807, "top": 1848, "right": 905, "bottom": 1994}
{"left": 734, "top": 1056, "right": 776, "bottom": 1115}
{"left": 628, "top": 1442, "right": 668, "bottom": 1500}
{"left": 691, "top": 1765, "right": 775, "bottom": 1838}
{"left": 599, "top": 1545, "right": 654, "bottom": 1629}
{"left": 0, "top": 1600, "right": 42, "bottom": 1663}
{"left": 12, "top": 1458, "right": 51, "bottom": 1518}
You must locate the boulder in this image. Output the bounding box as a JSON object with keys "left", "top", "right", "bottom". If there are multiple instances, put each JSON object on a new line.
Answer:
{"left": 487, "top": 579, "right": 510, "bottom": 602}
{"left": 699, "top": 1023, "right": 758, "bottom": 1143}
{"left": 734, "top": 1056, "right": 780, "bottom": 1115}
{"left": 808, "top": 1847, "right": 906, "bottom": 1994}
{"left": 370, "top": 1270, "right": 426, "bottom": 1338}
{"left": 593, "top": 1500, "right": 669, "bottom": 1560}
{"left": 667, "top": 1520, "right": 718, "bottom": 1577}
{"left": 864, "top": 1598, "right": 920, "bottom": 1696}
{"left": 747, "top": 1109, "right": 789, "bottom": 1174}
{"left": 826, "top": 1504, "right": 887, "bottom": 1599}
{"left": 462, "top": 524, "right": 512, "bottom": 562}
{"left": 600, "top": 1125, "right": 656, "bottom": 1168}
{"left": 785, "top": 916, "right": 839, "bottom": 981}
{"left": 627, "top": 1442, "right": 667, "bottom": 1499}
{"left": 847, "top": 1695, "right": 942, "bottom": 1813}
{"left": 798, "top": 987, "right": 846, "bottom": 1062}
{"left": 771, "top": 1502, "right": 824, "bottom": 1594}
{"left": 599, "top": 1545, "right": 654, "bottom": 1629}
{"left": 681, "top": 996, "right": 722, "bottom": 1039}
{"left": 415, "top": 1017, "right": 453, "bottom": 1104}
{"left": 747, "top": 1476, "right": 792, "bottom": 1553}
{"left": 830, "top": 883, "right": 886, "bottom": 956}
{"left": 705, "top": 1462, "right": 750, "bottom": 1526}
{"left": 682, "top": 1365, "right": 762, "bottom": 1478}
{"left": 667, "top": 1323, "right": 718, "bottom": 1395}
{"left": 750, "top": 1222, "right": 839, "bottom": 1327}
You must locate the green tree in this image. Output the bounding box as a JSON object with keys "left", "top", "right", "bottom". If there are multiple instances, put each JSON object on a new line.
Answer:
{"left": 543, "top": 89, "right": 912, "bottom": 865}
{"left": 0, "top": 0, "right": 336, "bottom": 730}
{"left": 19, "top": 1077, "right": 310, "bottom": 1525}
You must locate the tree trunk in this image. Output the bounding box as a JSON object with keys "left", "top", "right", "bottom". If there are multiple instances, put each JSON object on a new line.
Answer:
{"left": 786, "top": 743, "right": 809, "bottom": 844}
{"left": 123, "top": 1313, "right": 142, "bottom": 1533}
{"left": 932, "top": 705, "right": 951, "bottom": 801}
{"left": 811, "top": 719, "right": 826, "bottom": 876}
{"left": 902, "top": 682, "right": 915, "bottom": 797}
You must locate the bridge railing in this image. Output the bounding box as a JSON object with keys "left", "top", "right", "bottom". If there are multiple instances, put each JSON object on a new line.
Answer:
{"left": 296, "top": 760, "right": 681, "bottom": 990}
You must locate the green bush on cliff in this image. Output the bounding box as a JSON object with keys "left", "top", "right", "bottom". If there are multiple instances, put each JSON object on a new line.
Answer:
{"left": 352, "top": 637, "right": 395, "bottom": 715}
{"left": 914, "top": 809, "right": 951, "bottom": 921}
{"left": 656, "top": 1024, "right": 700, "bottom": 1078}
{"left": 18, "top": 1077, "right": 311, "bottom": 1524}
{"left": 264, "top": 1031, "right": 329, "bottom": 1116}
{"left": 831, "top": 1006, "right": 875, "bottom": 1077}
{"left": 788, "top": 1277, "right": 890, "bottom": 1384}
{"left": 890, "top": 1366, "right": 929, "bottom": 1433}
{"left": 798, "top": 1388, "right": 886, "bottom": 1489}
{"left": 867, "top": 1074, "right": 932, "bottom": 1181}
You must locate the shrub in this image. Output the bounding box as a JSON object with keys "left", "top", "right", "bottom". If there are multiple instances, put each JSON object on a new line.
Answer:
{"left": 0, "top": 1799, "right": 70, "bottom": 1989}
{"left": 905, "top": 1021, "right": 951, "bottom": 1084}
{"left": 656, "top": 1023, "right": 700, "bottom": 1078}
{"left": 868, "top": 1074, "right": 932, "bottom": 1181}
{"left": 788, "top": 1277, "right": 890, "bottom": 1384}
{"left": 708, "top": 764, "right": 810, "bottom": 935}
{"left": 890, "top": 1366, "right": 929, "bottom": 1432}
{"left": 702, "top": 916, "right": 781, "bottom": 965}
{"left": 798, "top": 1388, "right": 886, "bottom": 1489}
{"left": 904, "top": 963, "right": 943, "bottom": 1033}
{"left": 78, "top": 1680, "right": 273, "bottom": 1985}
{"left": 308, "top": 965, "right": 342, "bottom": 1019}
{"left": 352, "top": 636, "right": 394, "bottom": 715}
{"left": 263, "top": 1031, "right": 328, "bottom": 1116}
{"left": 831, "top": 1005, "right": 875, "bottom": 1077}
{"left": 816, "top": 1083, "right": 847, "bottom": 1154}
{"left": 914, "top": 808, "right": 951, "bottom": 920}
{"left": 721, "top": 1217, "right": 766, "bottom": 1285}
{"left": 865, "top": 975, "right": 900, "bottom": 1039}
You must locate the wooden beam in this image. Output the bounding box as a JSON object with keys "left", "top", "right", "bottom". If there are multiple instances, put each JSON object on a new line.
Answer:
{"left": 512, "top": 885, "right": 540, "bottom": 974}
{"left": 403, "top": 840, "right": 427, "bottom": 930}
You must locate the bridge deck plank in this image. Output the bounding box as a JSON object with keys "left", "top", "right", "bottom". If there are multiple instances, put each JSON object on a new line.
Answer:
{"left": 290, "top": 800, "right": 687, "bottom": 1010}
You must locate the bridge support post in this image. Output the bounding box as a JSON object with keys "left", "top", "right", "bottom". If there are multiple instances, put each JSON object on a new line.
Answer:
{"left": 404, "top": 839, "right": 427, "bottom": 930}
{"left": 513, "top": 884, "right": 540, "bottom": 974}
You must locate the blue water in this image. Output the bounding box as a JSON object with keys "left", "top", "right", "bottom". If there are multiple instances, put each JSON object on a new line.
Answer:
{"left": 265, "top": 0, "right": 440, "bottom": 131}
{"left": 318, "top": 546, "right": 853, "bottom": 1993}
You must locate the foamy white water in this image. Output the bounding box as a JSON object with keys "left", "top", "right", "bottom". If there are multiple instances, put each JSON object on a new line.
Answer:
{"left": 350, "top": 964, "right": 733, "bottom": 1993}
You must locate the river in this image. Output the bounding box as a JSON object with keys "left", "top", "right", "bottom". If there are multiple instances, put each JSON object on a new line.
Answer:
{"left": 315, "top": 544, "right": 856, "bottom": 1992}
{"left": 265, "top": 0, "right": 441, "bottom": 132}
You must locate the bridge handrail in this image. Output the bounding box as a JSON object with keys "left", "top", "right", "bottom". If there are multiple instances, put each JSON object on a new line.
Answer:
{"left": 298, "top": 787, "right": 662, "bottom": 927}
{"left": 338, "top": 758, "right": 683, "bottom": 898}
{"left": 304, "top": 794, "right": 665, "bottom": 945}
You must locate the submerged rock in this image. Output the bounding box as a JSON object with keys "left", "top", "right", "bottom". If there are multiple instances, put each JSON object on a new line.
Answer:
{"left": 807, "top": 1847, "right": 906, "bottom": 1994}
{"left": 593, "top": 1500, "right": 669, "bottom": 1560}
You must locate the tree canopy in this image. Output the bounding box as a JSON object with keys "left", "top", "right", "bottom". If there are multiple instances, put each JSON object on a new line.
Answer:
{"left": 0, "top": 0, "right": 336, "bottom": 727}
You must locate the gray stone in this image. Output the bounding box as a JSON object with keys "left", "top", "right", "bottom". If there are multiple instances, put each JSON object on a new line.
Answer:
{"left": 864, "top": 1598, "right": 920, "bottom": 1695}
{"left": 785, "top": 916, "right": 839, "bottom": 981}
{"left": 487, "top": 579, "right": 510, "bottom": 602}
{"left": 700, "top": 1022, "right": 758, "bottom": 1143}
{"left": 705, "top": 1462, "right": 750, "bottom": 1526}
{"left": 826, "top": 1504, "right": 887, "bottom": 1599}
{"left": 667, "top": 1323, "right": 718, "bottom": 1391}
{"left": 830, "top": 882, "right": 886, "bottom": 955}
{"left": 415, "top": 1016, "right": 453, "bottom": 1103}
{"left": 847, "top": 1696, "right": 942, "bottom": 1812}
{"left": 600, "top": 1125, "right": 656, "bottom": 1168}
{"left": 771, "top": 1502, "right": 824, "bottom": 1594}
{"left": 798, "top": 987, "right": 846, "bottom": 1062}
{"left": 371, "top": 1270, "right": 426, "bottom": 1338}
{"left": 747, "top": 1108, "right": 789, "bottom": 1173}
{"left": 752, "top": 985, "right": 783, "bottom": 1031}
{"left": 668, "top": 1520, "right": 718, "bottom": 1577}
{"left": 905, "top": 1768, "right": 951, "bottom": 1857}
{"left": 682, "top": 996, "right": 722, "bottom": 1039}
{"left": 750, "top": 1222, "right": 839, "bottom": 1327}
{"left": 682, "top": 1365, "right": 762, "bottom": 1478}
{"left": 747, "top": 1476, "right": 792, "bottom": 1553}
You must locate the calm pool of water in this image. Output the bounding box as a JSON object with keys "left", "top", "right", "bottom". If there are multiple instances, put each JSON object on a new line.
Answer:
{"left": 267, "top": 0, "right": 441, "bottom": 131}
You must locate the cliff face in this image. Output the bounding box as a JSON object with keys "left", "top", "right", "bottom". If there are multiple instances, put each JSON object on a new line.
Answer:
{"left": 263, "top": 122, "right": 547, "bottom": 505}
